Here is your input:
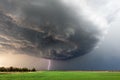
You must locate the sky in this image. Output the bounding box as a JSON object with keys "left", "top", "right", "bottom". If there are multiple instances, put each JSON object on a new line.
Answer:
{"left": 0, "top": 0, "right": 120, "bottom": 70}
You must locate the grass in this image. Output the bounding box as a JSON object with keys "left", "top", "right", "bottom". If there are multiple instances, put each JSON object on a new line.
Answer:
{"left": 0, "top": 71, "right": 120, "bottom": 80}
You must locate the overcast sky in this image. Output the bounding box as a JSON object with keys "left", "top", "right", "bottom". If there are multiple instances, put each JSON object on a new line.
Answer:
{"left": 0, "top": 0, "right": 120, "bottom": 70}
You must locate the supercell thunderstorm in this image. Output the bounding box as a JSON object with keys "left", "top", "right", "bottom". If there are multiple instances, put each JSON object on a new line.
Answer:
{"left": 0, "top": 0, "right": 108, "bottom": 60}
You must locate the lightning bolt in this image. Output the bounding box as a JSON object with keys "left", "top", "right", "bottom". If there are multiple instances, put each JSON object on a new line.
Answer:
{"left": 47, "top": 60, "right": 51, "bottom": 70}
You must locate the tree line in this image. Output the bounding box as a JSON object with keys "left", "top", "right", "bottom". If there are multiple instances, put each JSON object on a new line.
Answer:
{"left": 0, "top": 67, "right": 36, "bottom": 72}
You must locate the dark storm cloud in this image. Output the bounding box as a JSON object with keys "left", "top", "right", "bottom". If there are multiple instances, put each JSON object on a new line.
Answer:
{"left": 0, "top": 0, "right": 107, "bottom": 60}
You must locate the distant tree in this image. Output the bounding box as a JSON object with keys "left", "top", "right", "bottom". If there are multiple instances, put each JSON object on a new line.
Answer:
{"left": 14, "top": 67, "right": 19, "bottom": 72}
{"left": 31, "top": 68, "right": 36, "bottom": 72}
{"left": 9, "top": 66, "right": 13, "bottom": 72}
{"left": 0, "top": 67, "right": 6, "bottom": 72}
{"left": 22, "top": 68, "right": 29, "bottom": 72}
{"left": 0, "top": 67, "right": 36, "bottom": 72}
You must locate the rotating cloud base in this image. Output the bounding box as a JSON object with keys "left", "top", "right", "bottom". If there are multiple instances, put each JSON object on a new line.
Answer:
{"left": 0, "top": 0, "right": 108, "bottom": 60}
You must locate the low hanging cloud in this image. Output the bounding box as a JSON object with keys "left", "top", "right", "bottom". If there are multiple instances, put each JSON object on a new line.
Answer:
{"left": 0, "top": 0, "right": 108, "bottom": 60}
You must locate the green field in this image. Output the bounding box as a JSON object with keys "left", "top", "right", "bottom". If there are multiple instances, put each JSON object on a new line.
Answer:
{"left": 0, "top": 71, "right": 120, "bottom": 80}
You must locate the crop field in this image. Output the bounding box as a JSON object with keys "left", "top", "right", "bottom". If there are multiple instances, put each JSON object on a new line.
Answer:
{"left": 0, "top": 71, "right": 120, "bottom": 80}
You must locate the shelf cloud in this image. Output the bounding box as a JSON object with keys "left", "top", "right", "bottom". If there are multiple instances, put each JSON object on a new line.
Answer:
{"left": 0, "top": 0, "right": 108, "bottom": 60}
